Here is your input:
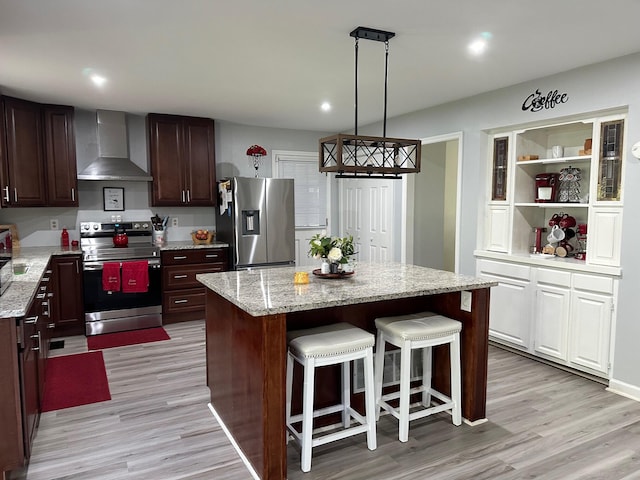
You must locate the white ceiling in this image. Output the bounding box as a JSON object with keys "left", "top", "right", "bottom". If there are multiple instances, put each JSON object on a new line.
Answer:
{"left": 2, "top": 0, "right": 640, "bottom": 133}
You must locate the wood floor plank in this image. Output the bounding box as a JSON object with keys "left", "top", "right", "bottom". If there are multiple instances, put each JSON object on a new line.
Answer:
{"left": 12, "top": 321, "right": 640, "bottom": 480}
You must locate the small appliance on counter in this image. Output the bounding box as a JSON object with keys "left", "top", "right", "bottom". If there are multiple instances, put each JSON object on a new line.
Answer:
{"left": 535, "top": 173, "right": 559, "bottom": 203}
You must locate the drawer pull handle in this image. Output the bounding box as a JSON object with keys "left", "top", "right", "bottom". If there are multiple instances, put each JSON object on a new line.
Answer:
{"left": 36, "top": 293, "right": 46, "bottom": 299}
{"left": 174, "top": 299, "right": 189, "bottom": 304}
{"left": 205, "top": 254, "right": 218, "bottom": 258}
{"left": 24, "top": 316, "right": 38, "bottom": 325}
{"left": 174, "top": 274, "right": 188, "bottom": 279}
{"left": 173, "top": 256, "right": 187, "bottom": 260}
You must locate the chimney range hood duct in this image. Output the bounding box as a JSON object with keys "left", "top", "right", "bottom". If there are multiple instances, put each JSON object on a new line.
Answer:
{"left": 77, "top": 110, "right": 153, "bottom": 181}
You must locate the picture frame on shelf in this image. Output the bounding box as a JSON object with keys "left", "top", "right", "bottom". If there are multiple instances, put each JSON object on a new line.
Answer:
{"left": 103, "top": 187, "right": 125, "bottom": 211}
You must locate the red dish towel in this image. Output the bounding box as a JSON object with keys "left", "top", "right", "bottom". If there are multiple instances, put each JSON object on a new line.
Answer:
{"left": 121, "top": 260, "right": 149, "bottom": 293}
{"left": 102, "top": 262, "right": 121, "bottom": 292}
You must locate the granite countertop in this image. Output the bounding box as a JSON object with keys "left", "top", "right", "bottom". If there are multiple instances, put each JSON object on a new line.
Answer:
{"left": 0, "top": 246, "right": 82, "bottom": 318}
{"left": 160, "top": 240, "right": 228, "bottom": 251}
{"left": 0, "top": 241, "right": 230, "bottom": 319}
{"left": 197, "top": 262, "right": 497, "bottom": 317}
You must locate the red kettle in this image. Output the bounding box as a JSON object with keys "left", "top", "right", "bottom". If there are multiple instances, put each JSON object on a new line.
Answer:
{"left": 113, "top": 225, "right": 128, "bottom": 247}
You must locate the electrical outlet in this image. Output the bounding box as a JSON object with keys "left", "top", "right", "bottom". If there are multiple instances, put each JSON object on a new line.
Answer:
{"left": 460, "top": 290, "right": 472, "bottom": 312}
{"left": 171, "top": 217, "right": 178, "bottom": 227}
{"left": 50, "top": 219, "right": 59, "bottom": 230}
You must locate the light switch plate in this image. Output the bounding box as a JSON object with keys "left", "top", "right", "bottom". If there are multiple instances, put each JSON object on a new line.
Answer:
{"left": 50, "top": 219, "right": 59, "bottom": 230}
{"left": 460, "top": 290, "right": 472, "bottom": 312}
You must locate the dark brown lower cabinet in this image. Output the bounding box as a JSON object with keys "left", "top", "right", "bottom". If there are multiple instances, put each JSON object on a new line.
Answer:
{"left": 51, "top": 254, "right": 84, "bottom": 336}
{"left": 1, "top": 267, "right": 51, "bottom": 478}
{"left": 161, "top": 247, "right": 228, "bottom": 323}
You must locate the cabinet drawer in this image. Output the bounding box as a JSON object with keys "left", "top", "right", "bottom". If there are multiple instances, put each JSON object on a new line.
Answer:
{"left": 161, "top": 248, "right": 228, "bottom": 265}
{"left": 163, "top": 264, "right": 225, "bottom": 290}
{"left": 477, "top": 259, "right": 531, "bottom": 281}
{"left": 163, "top": 288, "right": 206, "bottom": 314}
{"left": 573, "top": 273, "right": 614, "bottom": 295}
{"left": 536, "top": 268, "right": 571, "bottom": 288}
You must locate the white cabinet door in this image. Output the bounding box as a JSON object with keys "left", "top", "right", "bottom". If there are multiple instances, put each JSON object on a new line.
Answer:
{"left": 482, "top": 272, "right": 532, "bottom": 349}
{"left": 569, "top": 290, "right": 612, "bottom": 374}
{"left": 588, "top": 207, "right": 622, "bottom": 267}
{"left": 534, "top": 285, "right": 570, "bottom": 360}
{"left": 486, "top": 205, "right": 510, "bottom": 253}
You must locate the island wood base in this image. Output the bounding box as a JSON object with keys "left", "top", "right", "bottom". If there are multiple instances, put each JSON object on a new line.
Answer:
{"left": 205, "top": 287, "right": 490, "bottom": 480}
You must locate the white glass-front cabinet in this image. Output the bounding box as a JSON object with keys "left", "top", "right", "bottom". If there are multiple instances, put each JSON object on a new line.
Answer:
{"left": 478, "top": 110, "right": 624, "bottom": 379}
{"left": 484, "top": 112, "right": 625, "bottom": 266}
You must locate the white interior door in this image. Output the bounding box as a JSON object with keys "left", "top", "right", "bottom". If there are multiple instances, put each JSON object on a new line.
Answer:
{"left": 340, "top": 178, "right": 395, "bottom": 263}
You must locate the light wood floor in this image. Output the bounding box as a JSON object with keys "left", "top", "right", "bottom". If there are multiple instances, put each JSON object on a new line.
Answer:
{"left": 15, "top": 320, "right": 640, "bottom": 480}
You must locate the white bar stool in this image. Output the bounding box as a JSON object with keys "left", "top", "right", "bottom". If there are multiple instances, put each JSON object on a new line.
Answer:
{"left": 374, "top": 312, "right": 462, "bottom": 442}
{"left": 286, "top": 322, "right": 377, "bottom": 472}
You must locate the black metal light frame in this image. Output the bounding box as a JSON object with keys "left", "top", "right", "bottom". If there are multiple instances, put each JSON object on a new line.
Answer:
{"left": 319, "top": 27, "right": 421, "bottom": 178}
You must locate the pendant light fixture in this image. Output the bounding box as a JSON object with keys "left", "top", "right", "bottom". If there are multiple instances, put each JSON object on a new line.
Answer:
{"left": 319, "top": 27, "right": 421, "bottom": 178}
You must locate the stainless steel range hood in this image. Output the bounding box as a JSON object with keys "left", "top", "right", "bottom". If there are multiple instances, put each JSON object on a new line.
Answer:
{"left": 77, "top": 110, "right": 153, "bottom": 181}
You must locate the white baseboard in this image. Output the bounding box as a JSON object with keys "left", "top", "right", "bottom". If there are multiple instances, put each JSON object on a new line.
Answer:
{"left": 606, "top": 378, "right": 640, "bottom": 402}
{"left": 207, "top": 403, "right": 260, "bottom": 480}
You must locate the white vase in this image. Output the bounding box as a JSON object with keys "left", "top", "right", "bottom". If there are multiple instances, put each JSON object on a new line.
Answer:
{"left": 320, "top": 261, "right": 330, "bottom": 274}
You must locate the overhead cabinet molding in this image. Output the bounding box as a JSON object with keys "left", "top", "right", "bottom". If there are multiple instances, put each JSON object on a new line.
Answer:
{"left": 147, "top": 113, "right": 217, "bottom": 207}
{"left": 0, "top": 96, "right": 78, "bottom": 207}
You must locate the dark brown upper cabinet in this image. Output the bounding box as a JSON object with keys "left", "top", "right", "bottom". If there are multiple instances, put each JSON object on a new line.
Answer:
{"left": 0, "top": 96, "right": 78, "bottom": 207}
{"left": 148, "top": 113, "right": 216, "bottom": 207}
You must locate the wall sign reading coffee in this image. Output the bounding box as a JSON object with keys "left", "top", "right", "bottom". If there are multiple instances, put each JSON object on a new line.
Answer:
{"left": 522, "top": 88, "right": 568, "bottom": 112}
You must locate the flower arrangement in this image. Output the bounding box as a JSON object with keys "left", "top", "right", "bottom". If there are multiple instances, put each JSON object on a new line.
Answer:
{"left": 308, "top": 232, "right": 355, "bottom": 265}
{"left": 246, "top": 144, "right": 267, "bottom": 157}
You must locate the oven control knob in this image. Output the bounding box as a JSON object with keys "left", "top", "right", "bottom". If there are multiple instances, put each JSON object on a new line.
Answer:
{"left": 133, "top": 223, "right": 140, "bottom": 229}
{"left": 81, "top": 223, "right": 89, "bottom": 230}
{"left": 141, "top": 223, "right": 149, "bottom": 229}
{"left": 92, "top": 224, "right": 99, "bottom": 230}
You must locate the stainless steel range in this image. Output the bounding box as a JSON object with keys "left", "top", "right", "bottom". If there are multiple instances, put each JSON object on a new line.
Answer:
{"left": 80, "top": 220, "right": 162, "bottom": 336}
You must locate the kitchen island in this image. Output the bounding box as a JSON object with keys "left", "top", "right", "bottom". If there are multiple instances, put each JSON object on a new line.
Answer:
{"left": 197, "top": 263, "right": 496, "bottom": 480}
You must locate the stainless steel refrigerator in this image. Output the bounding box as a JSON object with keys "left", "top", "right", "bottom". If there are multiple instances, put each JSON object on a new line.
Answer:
{"left": 216, "top": 177, "right": 295, "bottom": 269}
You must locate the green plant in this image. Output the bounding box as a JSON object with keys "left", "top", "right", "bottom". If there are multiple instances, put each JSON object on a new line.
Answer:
{"left": 308, "top": 233, "right": 355, "bottom": 264}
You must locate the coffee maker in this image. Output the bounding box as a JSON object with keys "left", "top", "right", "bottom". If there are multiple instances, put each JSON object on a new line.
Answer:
{"left": 535, "top": 173, "right": 559, "bottom": 203}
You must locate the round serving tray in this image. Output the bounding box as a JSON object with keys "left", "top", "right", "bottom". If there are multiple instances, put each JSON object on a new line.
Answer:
{"left": 312, "top": 269, "right": 355, "bottom": 279}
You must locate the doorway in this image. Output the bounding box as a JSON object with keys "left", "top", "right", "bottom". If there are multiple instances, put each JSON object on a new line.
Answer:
{"left": 403, "top": 133, "right": 462, "bottom": 272}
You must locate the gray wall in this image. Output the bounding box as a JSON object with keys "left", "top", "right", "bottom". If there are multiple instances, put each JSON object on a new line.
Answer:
{"left": 0, "top": 111, "right": 327, "bottom": 246}
{"left": 413, "top": 142, "right": 446, "bottom": 269}
{"left": 3, "top": 51, "right": 640, "bottom": 394}
{"left": 378, "top": 52, "right": 640, "bottom": 395}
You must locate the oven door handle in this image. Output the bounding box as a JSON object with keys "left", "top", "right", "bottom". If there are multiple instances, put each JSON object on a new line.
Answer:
{"left": 83, "top": 259, "right": 162, "bottom": 271}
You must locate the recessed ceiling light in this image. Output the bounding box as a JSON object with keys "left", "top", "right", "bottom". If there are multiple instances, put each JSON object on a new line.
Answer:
{"left": 320, "top": 102, "right": 331, "bottom": 112}
{"left": 468, "top": 32, "right": 492, "bottom": 56}
{"left": 91, "top": 74, "right": 107, "bottom": 87}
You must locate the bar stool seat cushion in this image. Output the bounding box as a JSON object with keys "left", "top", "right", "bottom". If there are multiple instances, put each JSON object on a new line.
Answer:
{"left": 375, "top": 312, "right": 461, "bottom": 341}
{"left": 288, "top": 322, "right": 374, "bottom": 358}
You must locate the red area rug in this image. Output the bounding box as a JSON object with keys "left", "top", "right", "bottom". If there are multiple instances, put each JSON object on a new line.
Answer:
{"left": 87, "top": 327, "right": 170, "bottom": 350}
{"left": 42, "top": 351, "right": 111, "bottom": 412}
